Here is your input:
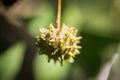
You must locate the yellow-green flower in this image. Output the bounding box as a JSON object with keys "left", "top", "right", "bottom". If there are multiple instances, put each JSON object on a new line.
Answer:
{"left": 35, "top": 23, "right": 82, "bottom": 66}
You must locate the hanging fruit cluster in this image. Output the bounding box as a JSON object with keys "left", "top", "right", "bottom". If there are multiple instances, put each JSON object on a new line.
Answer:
{"left": 35, "top": 23, "right": 82, "bottom": 65}
{"left": 35, "top": 0, "right": 82, "bottom": 66}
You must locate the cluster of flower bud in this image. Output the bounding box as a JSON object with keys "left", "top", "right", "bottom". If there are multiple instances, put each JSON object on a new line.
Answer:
{"left": 35, "top": 23, "right": 82, "bottom": 66}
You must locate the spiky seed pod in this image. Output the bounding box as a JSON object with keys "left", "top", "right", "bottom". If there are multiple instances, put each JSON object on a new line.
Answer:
{"left": 35, "top": 23, "right": 82, "bottom": 66}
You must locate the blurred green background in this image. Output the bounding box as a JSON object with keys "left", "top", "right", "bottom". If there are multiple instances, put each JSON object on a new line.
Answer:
{"left": 0, "top": 0, "right": 120, "bottom": 80}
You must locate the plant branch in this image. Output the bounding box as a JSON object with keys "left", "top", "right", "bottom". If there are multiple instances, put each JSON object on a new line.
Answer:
{"left": 56, "top": 0, "right": 61, "bottom": 28}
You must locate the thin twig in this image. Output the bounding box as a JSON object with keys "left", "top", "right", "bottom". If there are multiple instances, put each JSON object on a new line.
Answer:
{"left": 56, "top": 0, "right": 61, "bottom": 28}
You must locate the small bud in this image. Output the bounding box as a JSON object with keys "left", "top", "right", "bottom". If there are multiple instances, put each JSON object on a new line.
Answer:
{"left": 75, "top": 37, "right": 82, "bottom": 40}
{"left": 50, "top": 39, "right": 55, "bottom": 42}
{"left": 73, "top": 46, "right": 82, "bottom": 49}
{"left": 59, "top": 40, "right": 64, "bottom": 48}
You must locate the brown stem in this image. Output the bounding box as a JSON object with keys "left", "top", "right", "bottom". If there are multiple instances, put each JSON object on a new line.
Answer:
{"left": 56, "top": 0, "right": 61, "bottom": 28}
